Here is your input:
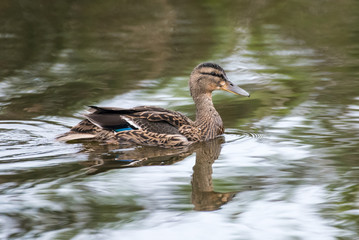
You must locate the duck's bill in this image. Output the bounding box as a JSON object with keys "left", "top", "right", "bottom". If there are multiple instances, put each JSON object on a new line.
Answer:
{"left": 222, "top": 82, "right": 250, "bottom": 97}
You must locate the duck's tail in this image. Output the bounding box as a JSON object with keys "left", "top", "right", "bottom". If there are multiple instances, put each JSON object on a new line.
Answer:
{"left": 56, "top": 119, "right": 98, "bottom": 142}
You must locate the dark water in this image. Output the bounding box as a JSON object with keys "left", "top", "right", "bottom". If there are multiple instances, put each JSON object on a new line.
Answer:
{"left": 1, "top": 0, "right": 359, "bottom": 239}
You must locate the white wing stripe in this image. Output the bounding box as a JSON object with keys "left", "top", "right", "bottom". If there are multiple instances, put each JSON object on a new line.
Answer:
{"left": 122, "top": 116, "right": 141, "bottom": 129}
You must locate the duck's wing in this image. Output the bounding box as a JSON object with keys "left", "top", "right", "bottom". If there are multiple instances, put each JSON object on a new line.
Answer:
{"left": 85, "top": 106, "right": 194, "bottom": 135}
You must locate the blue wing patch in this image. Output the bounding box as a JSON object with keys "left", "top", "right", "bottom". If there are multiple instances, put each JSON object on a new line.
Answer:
{"left": 114, "top": 127, "right": 133, "bottom": 132}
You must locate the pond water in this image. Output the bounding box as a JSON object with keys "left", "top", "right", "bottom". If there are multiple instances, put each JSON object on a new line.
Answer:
{"left": 1, "top": 0, "right": 359, "bottom": 239}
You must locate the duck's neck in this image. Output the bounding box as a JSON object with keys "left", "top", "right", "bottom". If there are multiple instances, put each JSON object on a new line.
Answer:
{"left": 193, "top": 93, "right": 224, "bottom": 140}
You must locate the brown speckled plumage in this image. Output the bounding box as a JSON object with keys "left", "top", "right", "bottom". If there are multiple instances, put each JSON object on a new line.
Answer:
{"left": 57, "top": 63, "right": 250, "bottom": 148}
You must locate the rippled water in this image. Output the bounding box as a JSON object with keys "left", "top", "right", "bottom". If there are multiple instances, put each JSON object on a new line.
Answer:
{"left": 1, "top": 0, "right": 359, "bottom": 239}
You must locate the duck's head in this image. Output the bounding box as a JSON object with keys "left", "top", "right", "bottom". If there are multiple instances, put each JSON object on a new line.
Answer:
{"left": 189, "top": 62, "right": 250, "bottom": 98}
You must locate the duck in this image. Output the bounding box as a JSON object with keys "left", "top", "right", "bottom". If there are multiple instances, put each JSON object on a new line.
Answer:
{"left": 57, "top": 63, "right": 250, "bottom": 148}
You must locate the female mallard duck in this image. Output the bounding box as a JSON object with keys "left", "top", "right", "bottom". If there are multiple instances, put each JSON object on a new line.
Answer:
{"left": 58, "top": 63, "right": 250, "bottom": 147}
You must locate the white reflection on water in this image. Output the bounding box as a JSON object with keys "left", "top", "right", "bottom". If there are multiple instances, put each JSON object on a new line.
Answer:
{"left": 232, "top": 186, "right": 345, "bottom": 240}
{"left": 0, "top": 119, "right": 83, "bottom": 172}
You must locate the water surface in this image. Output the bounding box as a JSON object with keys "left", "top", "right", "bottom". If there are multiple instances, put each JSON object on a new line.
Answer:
{"left": 1, "top": 0, "right": 359, "bottom": 239}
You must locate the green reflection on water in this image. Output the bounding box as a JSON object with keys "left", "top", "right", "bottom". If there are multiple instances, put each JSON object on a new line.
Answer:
{"left": 0, "top": 0, "right": 240, "bottom": 118}
{"left": 0, "top": 0, "right": 359, "bottom": 239}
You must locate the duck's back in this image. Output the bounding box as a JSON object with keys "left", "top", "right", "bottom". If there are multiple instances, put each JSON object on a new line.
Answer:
{"left": 57, "top": 106, "right": 195, "bottom": 145}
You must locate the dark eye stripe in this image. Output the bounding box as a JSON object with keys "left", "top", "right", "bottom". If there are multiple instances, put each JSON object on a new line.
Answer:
{"left": 200, "top": 71, "right": 225, "bottom": 79}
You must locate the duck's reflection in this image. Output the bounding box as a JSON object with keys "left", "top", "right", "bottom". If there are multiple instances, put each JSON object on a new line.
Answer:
{"left": 81, "top": 143, "right": 196, "bottom": 174}
{"left": 191, "top": 138, "right": 236, "bottom": 211}
{"left": 81, "top": 137, "right": 236, "bottom": 211}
